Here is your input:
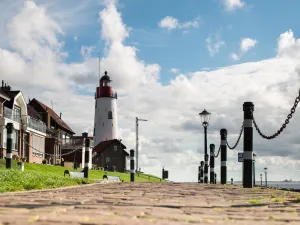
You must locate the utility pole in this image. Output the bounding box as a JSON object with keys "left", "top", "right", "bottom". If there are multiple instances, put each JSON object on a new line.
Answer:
{"left": 136, "top": 117, "right": 147, "bottom": 172}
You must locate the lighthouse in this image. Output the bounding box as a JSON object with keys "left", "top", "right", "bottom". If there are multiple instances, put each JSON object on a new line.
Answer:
{"left": 93, "top": 71, "right": 118, "bottom": 147}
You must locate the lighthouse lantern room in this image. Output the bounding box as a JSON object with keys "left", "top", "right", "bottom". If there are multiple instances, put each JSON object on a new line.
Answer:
{"left": 93, "top": 71, "right": 118, "bottom": 147}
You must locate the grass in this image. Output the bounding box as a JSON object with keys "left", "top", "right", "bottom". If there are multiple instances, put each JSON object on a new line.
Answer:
{"left": 0, "top": 159, "right": 165, "bottom": 193}
{"left": 248, "top": 199, "right": 261, "bottom": 204}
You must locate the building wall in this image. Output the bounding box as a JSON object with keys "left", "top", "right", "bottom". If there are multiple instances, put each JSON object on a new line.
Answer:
{"left": 28, "top": 132, "right": 45, "bottom": 164}
{"left": 93, "top": 145, "right": 127, "bottom": 172}
{"left": 93, "top": 98, "right": 118, "bottom": 147}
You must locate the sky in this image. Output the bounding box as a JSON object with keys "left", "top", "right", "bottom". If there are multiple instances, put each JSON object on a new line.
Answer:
{"left": 1, "top": 0, "right": 300, "bottom": 182}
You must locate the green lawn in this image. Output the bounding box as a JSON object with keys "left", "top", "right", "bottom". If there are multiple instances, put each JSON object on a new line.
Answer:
{"left": 0, "top": 159, "right": 164, "bottom": 193}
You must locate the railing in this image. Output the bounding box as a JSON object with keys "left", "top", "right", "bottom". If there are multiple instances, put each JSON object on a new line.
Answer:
{"left": 3, "top": 107, "right": 21, "bottom": 123}
{"left": 61, "top": 139, "right": 94, "bottom": 148}
{"left": 26, "top": 116, "right": 47, "bottom": 133}
{"left": 112, "top": 91, "right": 118, "bottom": 99}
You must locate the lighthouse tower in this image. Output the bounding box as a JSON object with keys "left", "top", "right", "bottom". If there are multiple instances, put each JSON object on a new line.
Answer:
{"left": 93, "top": 71, "right": 118, "bottom": 147}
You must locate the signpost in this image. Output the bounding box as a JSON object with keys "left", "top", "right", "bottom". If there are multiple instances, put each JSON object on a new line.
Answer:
{"left": 238, "top": 152, "right": 243, "bottom": 162}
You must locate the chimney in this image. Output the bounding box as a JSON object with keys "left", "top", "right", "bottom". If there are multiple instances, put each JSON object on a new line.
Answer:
{"left": 1, "top": 81, "right": 11, "bottom": 92}
{"left": 60, "top": 112, "right": 62, "bottom": 119}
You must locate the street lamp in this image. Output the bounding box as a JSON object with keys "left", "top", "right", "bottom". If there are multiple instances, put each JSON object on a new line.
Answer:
{"left": 264, "top": 167, "right": 268, "bottom": 187}
{"left": 199, "top": 109, "right": 211, "bottom": 184}
{"left": 253, "top": 153, "right": 256, "bottom": 186}
{"left": 260, "top": 173, "right": 262, "bottom": 186}
{"left": 136, "top": 117, "right": 147, "bottom": 173}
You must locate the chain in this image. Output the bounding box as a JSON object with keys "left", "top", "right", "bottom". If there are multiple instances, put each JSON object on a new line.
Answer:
{"left": 214, "top": 145, "right": 221, "bottom": 158}
{"left": 253, "top": 89, "right": 300, "bottom": 139}
{"left": 226, "top": 122, "right": 244, "bottom": 150}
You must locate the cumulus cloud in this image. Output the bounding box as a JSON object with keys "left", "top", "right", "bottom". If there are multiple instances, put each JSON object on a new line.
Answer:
{"left": 2, "top": 0, "right": 300, "bottom": 183}
{"left": 223, "top": 0, "right": 245, "bottom": 11}
{"left": 158, "top": 16, "right": 199, "bottom": 32}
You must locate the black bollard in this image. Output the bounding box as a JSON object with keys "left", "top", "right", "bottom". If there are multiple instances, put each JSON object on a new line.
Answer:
{"left": 231, "top": 178, "right": 233, "bottom": 185}
{"left": 6, "top": 123, "right": 14, "bottom": 169}
{"left": 198, "top": 166, "right": 201, "bottom": 183}
{"left": 243, "top": 102, "right": 254, "bottom": 188}
{"left": 210, "top": 144, "right": 215, "bottom": 184}
{"left": 84, "top": 138, "right": 90, "bottom": 178}
{"left": 200, "top": 161, "right": 204, "bottom": 183}
{"left": 204, "top": 154, "right": 209, "bottom": 183}
{"left": 130, "top": 149, "right": 135, "bottom": 182}
{"left": 214, "top": 173, "right": 217, "bottom": 184}
{"left": 220, "top": 129, "right": 227, "bottom": 184}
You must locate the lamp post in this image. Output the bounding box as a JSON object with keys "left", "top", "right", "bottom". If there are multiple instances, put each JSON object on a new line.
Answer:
{"left": 260, "top": 173, "right": 262, "bottom": 186}
{"left": 136, "top": 117, "right": 147, "bottom": 173}
{"left": 199, "top": 109, "right": 211, "bottom": 184}
{"left": 253, "top": 153, "right": 256, "bottom": 186}
{"left": 264, "top": 167, "right": 268, "bottom": 187}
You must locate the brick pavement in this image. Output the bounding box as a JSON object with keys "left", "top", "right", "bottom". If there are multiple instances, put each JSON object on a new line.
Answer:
{"left": 0, "top": 182, "right": 300, "bottom": 225}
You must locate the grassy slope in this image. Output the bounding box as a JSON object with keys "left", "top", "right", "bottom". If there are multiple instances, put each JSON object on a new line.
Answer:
{"left": 0, "top": 159, "right": 164, "bottom": 192}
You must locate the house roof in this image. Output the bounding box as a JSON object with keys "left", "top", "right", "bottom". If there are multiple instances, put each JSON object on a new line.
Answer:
{"left": 30, "top": 98, "right": 75, "bottom": 134}
{"left": 2, "top": 91, "right": 20, "bottom": 109}
{"left": 27, "top": 104, "right": 42, "bottom": 120}
{"left": 93, "top": 139, "right": 128, "bottom": 156}
{"left": 0, "top": 90, "right": 10, "bottom": 101}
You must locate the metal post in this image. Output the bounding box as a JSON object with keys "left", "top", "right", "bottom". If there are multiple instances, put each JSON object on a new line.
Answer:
{"left": 243, "top": 102, "right": 254, "bottom": 188}
{"left": 84, "top": 138, "right": 90, "bottom": 178}
{"left": 136, "top": 117, "right": 138, "bottom": 173}
{"left": 231, "top": 178, "right": 233, "bottom": 185}
{"left": 260, "top": 174, "right": 262, "bottom": 186}
{"left": 253, "top": 160, "right": 255, "bottom": 186}
{"left": 204, "top": 126, "right": 209, "bottom": 183}
{"left": 130, "top": 149, "right": 135, "bottom": 182}
{"left": 6, "top": 123, "right": 14, "bottom": 169}
{"left": 210, "top": 144, "right": 215, "bottom": 184}
{"left": 198, "top": 166, "right": 201, "bottom": 183}
{"left": 220, "top": 129, "right": 227, "bottom": 184}
{"left": 214, "top": 173, "right": 217, "bottom": 184}
{"left": 265, "top": 172, "right": 267, "bottom": 187}
{"left": 200, "top": 161, "right": 204, "bottom": 183}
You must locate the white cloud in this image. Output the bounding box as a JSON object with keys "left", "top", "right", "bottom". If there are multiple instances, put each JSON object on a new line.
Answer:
{"left": 80, "top": 46, "right": 95, "bottom": 59}
{"left": 231, "top": 53, "right": 240, "bottom": 61}
{"left": 170, "top": 68, "right": 180, "bottom": 74}
{"left": 158, "top": 16, "right": 199, "bottom": 32}
{"left": 223, "top": 0, "right": 245, "bottom": 11}
{"left": 241, "top": 37, "right": 257, "bottom": 52}
{"left": 2, "top": 0, "right": 300, "bottom": 183}
{"left": 206, "top": 32, "right": 225, "bottom": 57}
{"left": 231, "top": 37, "right": 257, "bottom": 60}
{"left": 158, "top": 16, "right": 179, "bottom": 30}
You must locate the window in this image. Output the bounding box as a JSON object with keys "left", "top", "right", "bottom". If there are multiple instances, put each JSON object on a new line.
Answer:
{"left": 108, "top": 111, "right": 113, "bottom": 119}
{"left": 106, "top": 156, "right": 110, "bottom": 164}
{"left": 114, "top": 145, "right": 117, "bottom": 151}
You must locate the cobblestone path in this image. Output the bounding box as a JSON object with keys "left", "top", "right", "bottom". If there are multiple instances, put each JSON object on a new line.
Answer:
{"left": 0, "top": 182, "right": 300, "bottom": 224}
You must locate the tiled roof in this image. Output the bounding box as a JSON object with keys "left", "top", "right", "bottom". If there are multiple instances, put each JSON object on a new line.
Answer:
{"left": 27, "top": 104, "right": 42, "bottom": 120}
{"left": 0, "top": 90, "right": 10, "bottom": 101}
{"left": 93, "top": 139, "right": 128, "bottom": 155}
{"left": 30, "top": 98, "right": 75, "bottom": 134}
{"left": 2, "top": 91, "right": 20, "bottom": 109}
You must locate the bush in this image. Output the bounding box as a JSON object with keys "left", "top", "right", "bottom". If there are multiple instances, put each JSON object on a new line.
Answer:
{"left": 42, "top": 159, "right": 47, "bottom": 164}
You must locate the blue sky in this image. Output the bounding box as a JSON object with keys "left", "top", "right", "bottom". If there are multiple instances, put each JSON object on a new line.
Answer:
{"left": 63, "top": 0, "right": 300, "bottom": 85}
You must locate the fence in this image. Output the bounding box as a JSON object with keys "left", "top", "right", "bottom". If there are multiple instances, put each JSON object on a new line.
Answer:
{"left": 199, "top": 88, "right": 300, "bottom": 188}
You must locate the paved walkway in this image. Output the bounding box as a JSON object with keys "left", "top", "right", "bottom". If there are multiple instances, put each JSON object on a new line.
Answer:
{"left": 0, "top": 183, "right": 300, "bottom": 224}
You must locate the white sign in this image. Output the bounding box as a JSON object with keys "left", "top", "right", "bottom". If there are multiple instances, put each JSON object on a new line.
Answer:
{"left": 238, "top": 152, "right": 244, "bottom": 162}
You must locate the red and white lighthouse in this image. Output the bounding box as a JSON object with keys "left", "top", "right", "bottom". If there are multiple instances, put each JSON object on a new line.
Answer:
{"left": 93, "top": 71, "right": 118, "bottom": 147}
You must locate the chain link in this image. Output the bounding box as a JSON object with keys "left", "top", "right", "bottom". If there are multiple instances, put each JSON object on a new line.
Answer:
{"left": 226, "top": 122, "right": 244, "bottom": 149}
{"left": 214, "top": 145, "right": 221, "bottom": 158}
{"left": 253, "top": 89, "right": 300, "bottom": 139}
